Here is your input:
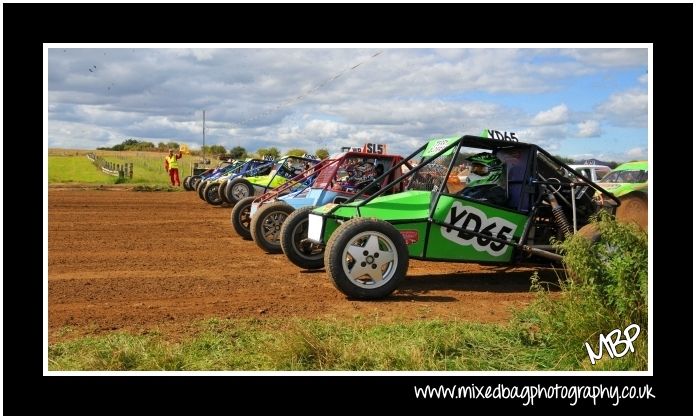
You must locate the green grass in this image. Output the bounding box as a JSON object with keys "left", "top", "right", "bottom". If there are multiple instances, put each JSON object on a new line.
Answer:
{"left": 107, "top": 152, "right": 198, "bottom": 185}
{"left": 48, "top": 150, "right": 202, "bottom": 185}
{"left": 48, "top": 156, "right": 117, "bottom": 184}
{"left": 48, "top": 316, "right": 645, "bottom": 371}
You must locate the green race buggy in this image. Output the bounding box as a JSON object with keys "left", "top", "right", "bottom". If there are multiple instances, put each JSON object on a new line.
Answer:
{"left": 305, "top": 134, "right": 620, "bottom": 299}
{"left": 596, "top": 160, "right": 648, "bottom": 230}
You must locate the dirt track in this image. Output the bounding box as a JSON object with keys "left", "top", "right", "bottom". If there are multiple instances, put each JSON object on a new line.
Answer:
{"left": 48, "top": 188, "right": 557, "bottom": 343}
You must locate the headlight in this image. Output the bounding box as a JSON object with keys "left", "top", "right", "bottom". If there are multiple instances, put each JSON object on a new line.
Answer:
{"left": 307, "top": 214, "right": 324, "bottom": 242}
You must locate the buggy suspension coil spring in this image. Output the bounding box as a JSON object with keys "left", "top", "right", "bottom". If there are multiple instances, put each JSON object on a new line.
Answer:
{"left": 548, "top": 193, "right": 572, "bottom": 237}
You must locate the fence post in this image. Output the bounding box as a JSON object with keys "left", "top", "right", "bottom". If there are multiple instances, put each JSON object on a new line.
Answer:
{"left": 129, "top": 163, "right": 134, "bottom": 178}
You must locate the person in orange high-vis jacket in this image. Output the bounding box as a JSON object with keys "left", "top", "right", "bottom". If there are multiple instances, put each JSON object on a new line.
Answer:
{"left": 164, "top": 149, "right": 183, "bottom": 186}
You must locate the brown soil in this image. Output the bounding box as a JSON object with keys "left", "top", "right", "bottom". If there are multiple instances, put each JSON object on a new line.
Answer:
{"left": 48, "top": 189, "right": 558, "bottom": 343}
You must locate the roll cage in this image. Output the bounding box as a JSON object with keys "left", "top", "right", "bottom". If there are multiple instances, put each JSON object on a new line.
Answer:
{"left": 320, "top": 135, "right": 621, "bottom": 261}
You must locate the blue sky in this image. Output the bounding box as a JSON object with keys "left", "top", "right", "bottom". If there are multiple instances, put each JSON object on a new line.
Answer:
{"left": 46, "top": 46, "right": 649, "bottom": 162}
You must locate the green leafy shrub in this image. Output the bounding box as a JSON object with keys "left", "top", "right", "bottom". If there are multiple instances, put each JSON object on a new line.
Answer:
{"left": 561, "top": 212, "right": 648, "bottom": 325}
{"left": 515, "top": 212, "right": 648, "bottom": 370}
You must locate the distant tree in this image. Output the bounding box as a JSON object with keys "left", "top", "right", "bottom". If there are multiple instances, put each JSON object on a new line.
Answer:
{"left": 229, "top": 146, "right": 247, "bottom": 159}
{"left": 201, "top": 145, "right": 227, "bottom": 156}
{"left": 129, "top": 141, "right": 155, "bottom": 151}
{"left": 108, "top": 138, "right": 138, "bottom": 151}
{"left": 157, "top": 142, "right": 167, "bottom": 151}
{"left": 256, "top": 147, "right": 280, "bottom": 159}
{"left": 104, "top": 138, "right": 161, "bottom": 151}
{"left": 285, "top": 148, "right": 308, "bottom": 157}
{"left": 165, "top": 141, "right": 180, "bottom": 150}
{"left": 209, "top": 145, "right": 227, "bottom": 155}
{"left": 315, "top": 148, "right": 330, "bottom": 159}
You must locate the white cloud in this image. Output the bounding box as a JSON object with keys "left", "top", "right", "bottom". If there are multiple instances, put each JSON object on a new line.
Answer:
{"left": 47, "top": 120, "right": 126, "bottom": 149}
{"left": 560, "top": 49, "right": 648, "bottom": 68}
{"left": 626, "top": 147, "right": 646, "bottom": 159}
{"left": 172, "top": 48, "right": 216, "bottom": 61}
{"left": 531, "top": 104, "right": 569, "bottom": 126}
{"left": 514, "top": 126, "right": 568, "bottom": 150}
{"left": 597, "top": 89, "right": 647, "bottom": 127}
{"left": 638, "top": 73, "right": 648, "bottom": 84}
{"left": 576, "top": 120, "right": 601, "bottom": 138}
{"left": 46, "top": 47, "right": 648, "bottom": 159}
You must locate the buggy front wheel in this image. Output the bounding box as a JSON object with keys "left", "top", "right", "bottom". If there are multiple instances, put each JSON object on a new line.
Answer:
{"left": 225, "top": 178, "right": 255, "bottom": 205}
{"left": 203, "top": 182, "right": 223, "bottom": 205}
{"left": 250, "top": 201, "right": 294, "bottom": 253}
{"left": 231, "top": 197, "right": 255, "bottom": 239}
{"left": 280, "top": 206, "right": 324, "bottom": 269}
{"left": 324, "top": 218, "right": 409, "bottom": 299}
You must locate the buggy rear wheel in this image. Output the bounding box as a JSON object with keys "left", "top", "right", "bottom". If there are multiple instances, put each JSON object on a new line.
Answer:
{"left": 577, "top": 223, "right": 601, "bottom": 243}
{"left": 615, "top": 193, "right": 647, "bottom": 231}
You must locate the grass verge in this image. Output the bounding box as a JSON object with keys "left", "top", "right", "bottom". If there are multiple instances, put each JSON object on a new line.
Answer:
{"left": 48, "top": 156, "right": 116, "bottom": 184}
{"left": 49, "top": 318, "right": 555, "bottom": 371}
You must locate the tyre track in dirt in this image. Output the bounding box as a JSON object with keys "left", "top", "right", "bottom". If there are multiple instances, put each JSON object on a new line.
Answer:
{"left": 48, "top": 189, "right": 557, "bottom": 343}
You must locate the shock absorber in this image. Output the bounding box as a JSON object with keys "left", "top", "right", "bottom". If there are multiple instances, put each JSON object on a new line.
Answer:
{"left": 547, "top": 193, "right": 572, "bottom": 237}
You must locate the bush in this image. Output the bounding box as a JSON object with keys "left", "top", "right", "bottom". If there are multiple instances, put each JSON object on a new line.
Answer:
{"left": 515, "top": 212, "right": 648, "bottom": 370}
{"left": 562, "top": 212, "right": 648, "bottom": 324}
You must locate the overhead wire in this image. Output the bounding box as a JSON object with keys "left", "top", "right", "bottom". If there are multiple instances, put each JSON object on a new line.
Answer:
{"left": 233, "top": 50, "right": 384, "bottom": 128}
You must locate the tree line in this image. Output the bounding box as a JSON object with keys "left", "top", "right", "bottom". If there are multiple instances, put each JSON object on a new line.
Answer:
{"left": 97, "top": 139, "right": 330, "bottom": 160}
{"left": 97, "top": 139, "right": 617, "bottom": 168}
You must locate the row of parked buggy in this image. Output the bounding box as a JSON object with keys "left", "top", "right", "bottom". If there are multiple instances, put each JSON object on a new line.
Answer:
{"left": 184, "top": 134, "right": 623, "bottom": 299}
